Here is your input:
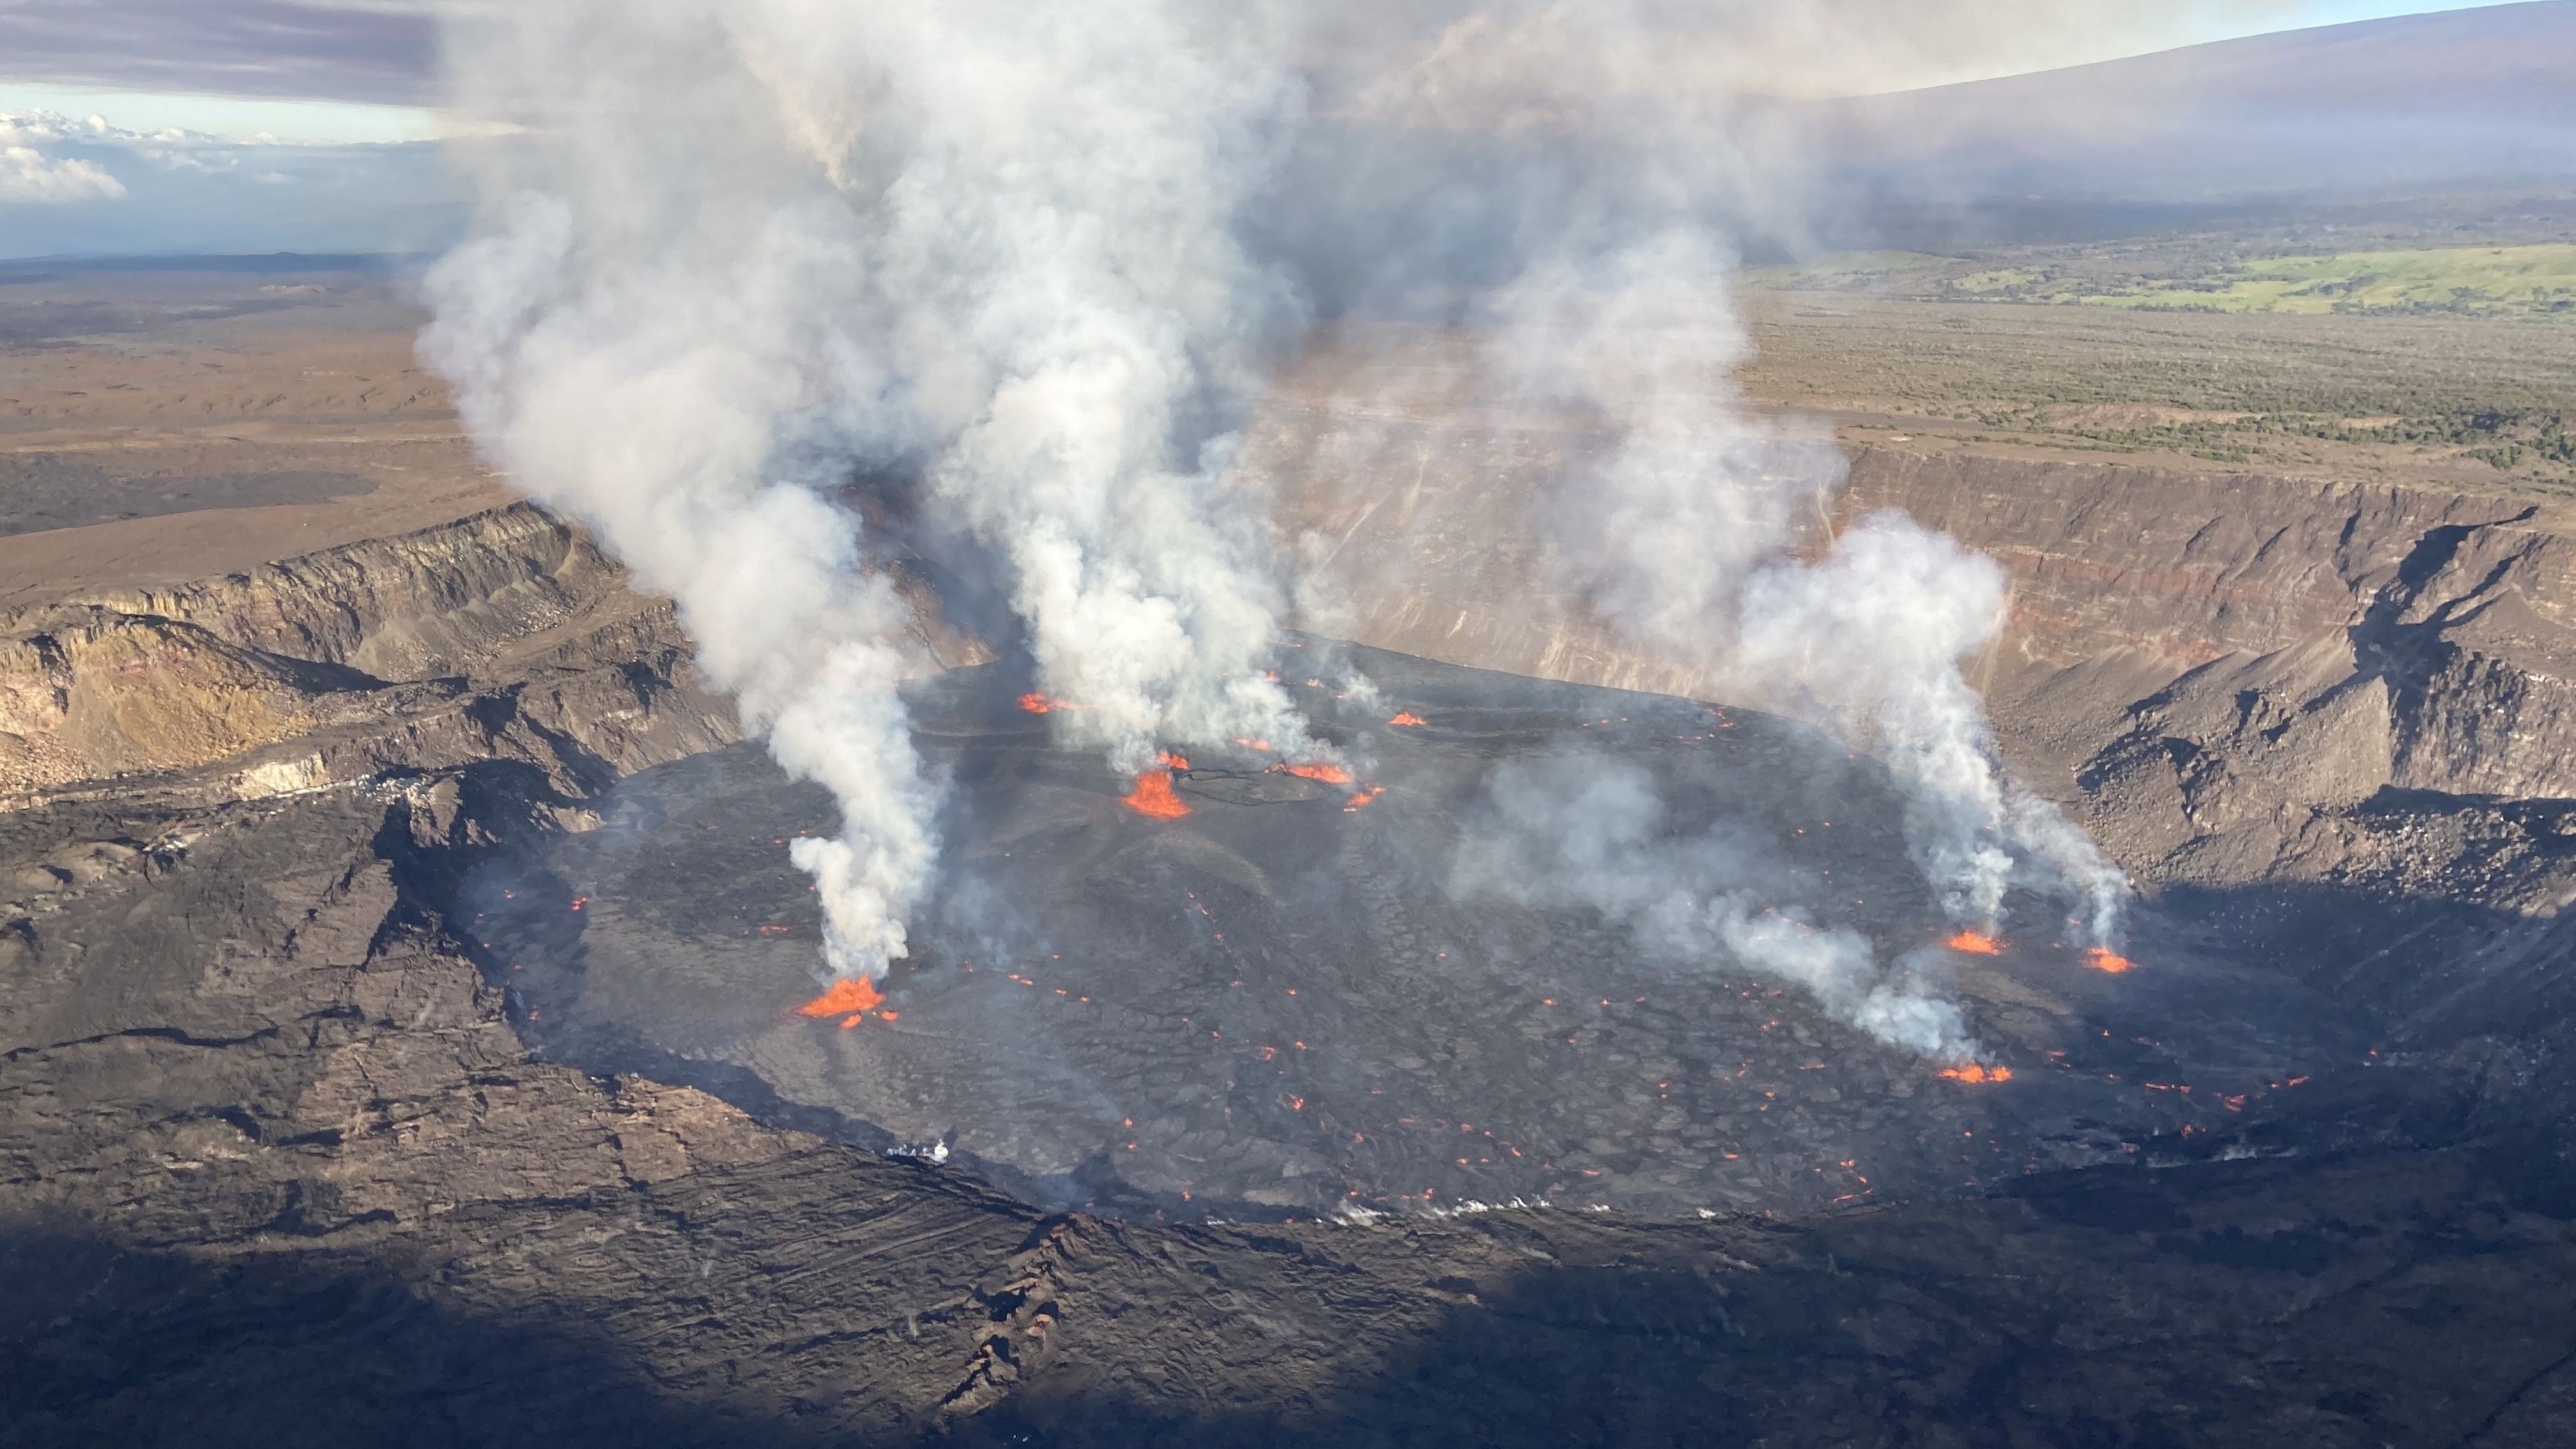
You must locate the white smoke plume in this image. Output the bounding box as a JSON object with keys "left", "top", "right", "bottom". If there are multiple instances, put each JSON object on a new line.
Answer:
{"left": 1541, "top": 245, "right": 2124, "bottom": 944}
{"left": 424, "top": 0, "right": 1328, "bottom": 979}
{"left": 1453, "top": 756, "right": 1977, "bottom": 1060}
{"left": 420, "top": 0, "right": 2143, "bottom": 1005}
{"left": 1741, "top": 505, "right": 2131, "bottom": 943}
{"left": 1468, "top": 223, "right": 2126, "bottom": 944}
{"left": 1432, "top": 8, "right": 2132, "bottom": 952}
{"left": 420, "top": 194, "right": 940, "bottom": 979}
{"left": 1738, "top": 513, "right": 2062, "bottom": 933}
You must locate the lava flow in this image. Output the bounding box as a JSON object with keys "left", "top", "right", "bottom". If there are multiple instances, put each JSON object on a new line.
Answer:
{"left": 795, "top": 975, "right": 886, "bottom": 1026}
{"left": 1123, "top": 753, "right": 1193, "bottom": 820}
{"left": 1937, "top": 1062, "right": 2014, "bottom": 1084}
{"left": 1019, "top": 693, "right": 1073, "bottom": 714}
{"left": 1946, "top": 930, "right": 2004, "bottom": 955}
{"left": 1274, "top": 762, "right": 1353, "bottom": 785}
{"left": 1388, "top": 712, "right": 1427, "bottom": 727}
{"left": 2083, "top": 947, "right": 2137, "bottom": 974}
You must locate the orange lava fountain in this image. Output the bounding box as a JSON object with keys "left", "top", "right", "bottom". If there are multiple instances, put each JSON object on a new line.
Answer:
{"left": 1388, "top": 712, "right": 1427, "bottom": 727}
{"left": 1123, "top": 756, "right": 1192, "bottom": 820}
{"left": 1945, "top": 930, "right": 2003, "bottom": 955}
{"left": 1275, "top": 762, "right": 1352, "bottom": 785}
{"left": 1937, "top": 1062, "right": 2013, "bottom": 1084}
{"left": 2083, "top": 947, "right": 2137, "bottom": 974}
{"left": 797, "top": 976, "right": 886, "bottom": 1026}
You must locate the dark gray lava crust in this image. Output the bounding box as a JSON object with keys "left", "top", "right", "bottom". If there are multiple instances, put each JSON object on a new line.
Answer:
{"left": 2, "top": 645, "right": 2571, "bottom": 1446}
{"left": 478, "top": 645, "right": 2377, "bottom": 1221}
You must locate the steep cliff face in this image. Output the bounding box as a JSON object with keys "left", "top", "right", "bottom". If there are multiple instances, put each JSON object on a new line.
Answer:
{"left": 0, "top": 612, "right": 337, "bottom": 795}
{"left": 8, "top": 433, "right": 2572, "bottom": 1023}
{"left": 1842, "top": 448, "right": 2576, "bottom": 803}
{"left": 1837, "top": 451, "right": 2566, "bottom": 669}
{"left": 0, "top": 500, "right": 1000, "bottom": 808}
{"left": 1258, "top": 424, "right": 2576, "bottom": 1043}
{"left": 0, "top": 506, "right": 742, "bottom": 805}
{"left": 1865, "top": 450, "right": 2576, "bottom": 916}
{"left": 77, "top": 503, "right": 620, "bottom": 684}
{"left": 1251, "top": 390, "right": 1699, "bottom": 702}
{"left": 1270, "top": 424, "right": 2576, "bottom": 847}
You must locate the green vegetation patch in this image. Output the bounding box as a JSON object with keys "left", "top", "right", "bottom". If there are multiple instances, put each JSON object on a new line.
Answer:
{"left": 1740, "top": 295, "right": 2576, "bottom": 492}
{"left": 1987, "top": 406, "right": 2574, "bottom": 476}
{"left": 1963, "top": 243, "right": 2576, "bottom": 318}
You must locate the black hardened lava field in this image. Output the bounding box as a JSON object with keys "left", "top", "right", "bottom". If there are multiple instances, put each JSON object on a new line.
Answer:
{"left": 468, "top": 642, "right": 2376, "bottom": 1223}
{"left": 11, "top": 12, "right": 2576, "bottom": 1433}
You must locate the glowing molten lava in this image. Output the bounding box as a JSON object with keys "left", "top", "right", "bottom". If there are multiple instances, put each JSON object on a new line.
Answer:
{"left": 1946, "top": 930, "right": 2003, "bottom": 955}
{"left": 1937, "top": 1062, "right": 2013, "bottom": 1084}
{"left": 2083, "top": 947, "right": 2137, "bottom": 974}
{"left": 1343, "top": 785, "right": 1388, "bottom": 813}
{"left": 797, "top": 976, "right": 885, "bottom": 1025}
{"left": 1388, "top": 712, "right": 1427, "bottom": 727}
{"left": 1123, "top": 756, "right": 1192, "bottom": 820}
{"left": 1019, "top": 693, "right": 1077, "bottom": 714}
{"left": 1274, "top": 762, "right": 1352, "bottom": 785}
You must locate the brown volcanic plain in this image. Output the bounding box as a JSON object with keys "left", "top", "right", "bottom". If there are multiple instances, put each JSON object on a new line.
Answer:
{"left": 4, "top": 256, "right": 2576, "bottom": 1447}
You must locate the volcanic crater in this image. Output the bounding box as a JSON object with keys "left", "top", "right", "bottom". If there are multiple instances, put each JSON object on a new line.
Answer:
{"left": 468, "top": 641, "right": 2373, "bottom": 1222}
{"left": 13, "top": 260, "right": 2576, "bottom": 1443}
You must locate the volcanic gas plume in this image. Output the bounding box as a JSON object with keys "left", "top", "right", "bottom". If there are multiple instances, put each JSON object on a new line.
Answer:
{"left": 424, "top": 0, "right": 2143, "bottom": 1070}
{"left": 1480, "top": 236, "right": 2128, "bottom": 960}
{"left": 426, "top": 0, "right": 1329, "bottom": 988}
{"left": 488, "top": 648, "right": 2322, "bottom": 1220}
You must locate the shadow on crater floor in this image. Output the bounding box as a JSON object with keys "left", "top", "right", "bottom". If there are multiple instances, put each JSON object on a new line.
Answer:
{"left": 10, "top": 1135, "right": 2576, "bottom": 1448}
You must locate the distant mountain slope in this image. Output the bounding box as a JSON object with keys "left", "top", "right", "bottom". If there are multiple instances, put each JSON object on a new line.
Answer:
{"left": 1902, "top": 1, "right": 2576, "bottom": 119}
{"left": 1815, "top": 1, "right": 2576, "bottom": 200}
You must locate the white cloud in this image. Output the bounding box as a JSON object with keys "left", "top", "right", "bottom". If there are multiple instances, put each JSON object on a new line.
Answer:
{"left": 0, "top": 107, "right": 462, "bottom": 258}
{"left": 0, "top": 146, "right": 121, "bottom": 202}
{"left": 0, "top": 107, "right": 351, "bottom": 201}
{"left": 0, "top": 82, "right": 445, "bottom": 144}
{"left": 4, "top": 107, "right": 352, "bottom": 156}
{"left": 0, "top": 114, "right": 126, "bottom": 203}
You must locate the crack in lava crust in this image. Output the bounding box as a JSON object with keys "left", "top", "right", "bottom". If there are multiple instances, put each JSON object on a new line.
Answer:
{"left": 473, "top": 642, "right": 2377, "bottom": 1220}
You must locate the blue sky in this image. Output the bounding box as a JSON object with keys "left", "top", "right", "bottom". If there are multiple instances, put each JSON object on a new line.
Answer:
{"left": 0, "top": 1, "right": 2545, "bottom": 257}
{"left": 2286, "top": 1, "right": 2494, "bottom": 27}
{"left": 2024, "top": 2, "right": 2508, "bottom": 74}
{"left": 2302, "top": 0, "right": 2493, "bottom": 20}
{"left": 0, "top": 81, "right": 441, "bottom": 144}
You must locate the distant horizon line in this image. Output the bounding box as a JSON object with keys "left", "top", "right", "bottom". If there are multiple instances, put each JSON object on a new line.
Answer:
{"left": 0, "top": 1, "right": 2540, "bottom": 146}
